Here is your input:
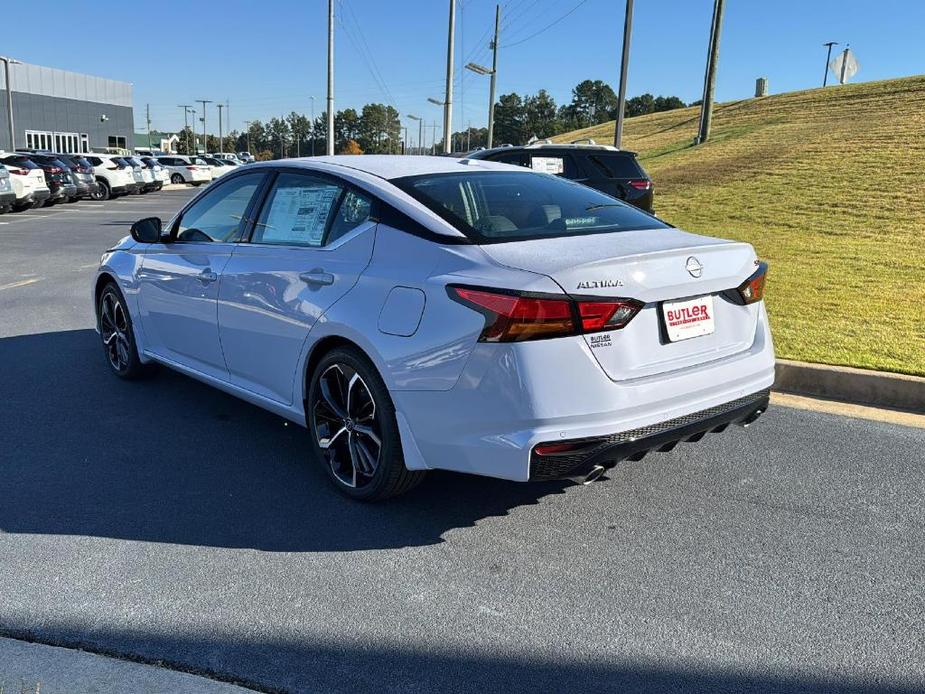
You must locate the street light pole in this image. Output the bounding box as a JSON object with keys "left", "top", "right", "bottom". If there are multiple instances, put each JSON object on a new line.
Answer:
{"left": 613, "top": 0, "right": 633, "bottom": 148}
{"left": 1, "top": 56, "right": 22, "bottom": 151}
{"left": 327, "top": 0, "right": 335, "bottom": 155}
{"left": 442, "top": 0, "right": 456, "bottom": 153}
{"left": 408, "top": 115, "right": 422, "bottom": 155}
{"left": 244, "top": 121, "right": 252, "bottom": 155}
{"left": 217, "top": 103, "right": 224, "bottom": 152}
{"left": 197, "top": 99, "right": 212, "bottom": 153}
{"left": 822, "top": 42, "right": 838, "bottom": 87}
{"left": 178, "top": 105, "right": 192, "bottom": 154}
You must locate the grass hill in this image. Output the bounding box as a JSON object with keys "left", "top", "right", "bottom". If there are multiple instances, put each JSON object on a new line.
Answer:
{"left": 554, "top": 76, "right": 925, "bottom": 376}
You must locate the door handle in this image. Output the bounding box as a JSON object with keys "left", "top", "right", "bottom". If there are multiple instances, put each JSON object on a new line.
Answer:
{"left": 198, "top": 269, "right": 218, "bottom": 284}
{"left": 299, "top": 270, "right": 335, "bottom": 286}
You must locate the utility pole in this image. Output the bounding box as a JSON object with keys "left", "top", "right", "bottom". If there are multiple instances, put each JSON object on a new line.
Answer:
{"left": 226, "top": 99, "right": 230, "bottom": 145}
{"left": 466, "top": 120, "right": 471, "bottom": 151}
{"left": 244, "top": 121, "right": 252, "bottom": 154}
{"left": 696, "top": 0, "right": 725, "bottom": 145}
{"left": 178, "top": 105, "right": 193, "bottom": 154}
{"left": 197, "top": 99, "right": 212, "bottom": 153}
{"left": 488, "top": 5, "right": 500, "bottom": 148}
{"left": 327, "top": 0, "right": 335, "bottom": 155}
{"left": 838, "top": 46, "right": 850, "bottom": 84}
{"left": 309, "top": 96, "right": 316, "bottom": 156}
{"left": 146, "top": 103, "right": 152, "bottom": 151}
{"left": 217, "top": 103, "right": 224, "bottom": 153}
{"left": 442, "top": 0, "right": 456, "bottom": 153}
{"left": 613, "top": 0, "right": 633, "bottom": 148}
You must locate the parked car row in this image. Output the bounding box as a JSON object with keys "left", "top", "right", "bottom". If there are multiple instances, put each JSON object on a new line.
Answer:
{"left": 0, "top": 150, "right": 253, "bottom": 213}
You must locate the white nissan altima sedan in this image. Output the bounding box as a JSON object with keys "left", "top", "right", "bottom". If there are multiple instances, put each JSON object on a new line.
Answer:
{"left": 92, "top": 156, "right": 774, "bottom": 500}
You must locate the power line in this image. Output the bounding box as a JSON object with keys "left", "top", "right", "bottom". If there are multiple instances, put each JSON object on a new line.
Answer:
{"left": 501, "top": 0, "right": 589, "bottom": 48}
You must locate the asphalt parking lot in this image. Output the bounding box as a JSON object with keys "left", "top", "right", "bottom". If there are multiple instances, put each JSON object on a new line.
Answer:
{"left": 1, "top": 191, "right": 923, "bottom": 694}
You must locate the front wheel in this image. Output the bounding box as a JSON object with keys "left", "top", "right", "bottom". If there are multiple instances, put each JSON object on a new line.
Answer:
{"left": 170, "top": 173, "right": 183, "bottom": 184}
{"left": 308, "top": 347, "right": 425, "bottom": 500}
{"left": 98, "top": 283, "right": 149, "bottom": 379}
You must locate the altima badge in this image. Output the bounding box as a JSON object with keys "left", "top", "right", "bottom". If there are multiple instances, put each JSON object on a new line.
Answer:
{"left": 577, "top": 279, "right": 624, "bottom": 290}
{"left": 686, "top": 256, "right": 703, "bottom": 278}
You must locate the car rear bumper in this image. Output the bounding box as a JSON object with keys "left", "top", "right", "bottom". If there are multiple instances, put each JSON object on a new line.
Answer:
{"left": 529, "top": 388, "right": 769, "bottom": 481}
{"left": 393, "top": 303, "right": 775, "bottom": 481}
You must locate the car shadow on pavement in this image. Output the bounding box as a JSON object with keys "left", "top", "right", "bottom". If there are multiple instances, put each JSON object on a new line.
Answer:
{"left": 0, "top": 329, "right": 571, "bottom": 552}
{"left": 2, "top": 626, "right": 918, "bottom": 694}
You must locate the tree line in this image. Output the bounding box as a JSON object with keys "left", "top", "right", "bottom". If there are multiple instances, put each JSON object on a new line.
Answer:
{"left": 176, "top": 80, "right": 686, "bottom": 158}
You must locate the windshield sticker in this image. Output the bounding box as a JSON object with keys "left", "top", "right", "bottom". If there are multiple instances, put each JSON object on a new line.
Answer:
{"left": 530, "top": 157, "right": 564, "bottom": 175}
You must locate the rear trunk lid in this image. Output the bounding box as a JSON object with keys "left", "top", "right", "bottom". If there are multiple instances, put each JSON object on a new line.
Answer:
{"left": 480, "top": 227, "right": 763, "bottom": 381}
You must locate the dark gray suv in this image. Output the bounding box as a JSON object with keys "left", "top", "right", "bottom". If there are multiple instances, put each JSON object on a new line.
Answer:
{"left": 464, "top": 141, "right": 654, "bottom": 213}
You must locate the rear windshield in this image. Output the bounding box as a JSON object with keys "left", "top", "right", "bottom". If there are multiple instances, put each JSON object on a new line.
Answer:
{"left": 392, "top": 170, "right": 666, "bottom": 243}
{"left": 1, "top": 156, "right": 39, "bottom": 170}
{"left": 587, "top": 153, "right": 645, "bottom": 179}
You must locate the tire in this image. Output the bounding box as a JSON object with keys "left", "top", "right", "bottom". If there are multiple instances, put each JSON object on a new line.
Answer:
{"left": 67, "top": 196, "right": 79, "bottom": 203}
{"left": 191, "top": 182, "right": 202, "bottom": 187}
{"left": 92, "top": 181, "right": 110, "bottom": 201}
{"left": 170, "top": 173, "right": 183, "bottom": 185}
{"left": 307, "top": 346, "right": 425, "bottom": 501}
{"left": 97, "top": 283, "right": 151, "bottom": 380}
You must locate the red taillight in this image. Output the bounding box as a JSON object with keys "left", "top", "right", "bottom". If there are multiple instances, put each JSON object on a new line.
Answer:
{"left": 451, "top": 287, "right": 574, "bottom": 342}
{"left": 737, "top": 261, "right": 768, "bottom": 305}
{"left": 8, "top": 167, "right": 27, "bottom": 175}
{"left": 628, "top": 179, "right": 651, "bottom": 190}
{"left": 48, "top": 166, "right": 62, "bottom": 174}
{"left": 449, "top": 286, "right": 642, "bottom": 342}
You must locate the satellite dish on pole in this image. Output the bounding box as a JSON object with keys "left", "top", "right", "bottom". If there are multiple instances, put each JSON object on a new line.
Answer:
{"left": 829, "top": 47, "right": 859, "bottom": 84}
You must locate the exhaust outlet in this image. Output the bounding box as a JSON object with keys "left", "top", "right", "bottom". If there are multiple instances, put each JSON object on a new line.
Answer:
{"left": 739, "top": 408, "right": 764, "bottom": 428}
{"left": 582, "top": 465, "right": 606, "bottom": 485}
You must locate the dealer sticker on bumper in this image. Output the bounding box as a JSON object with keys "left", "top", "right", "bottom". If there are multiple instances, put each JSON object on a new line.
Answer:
{"left": 662, "top": 295, "right": 715, "bottom": 342}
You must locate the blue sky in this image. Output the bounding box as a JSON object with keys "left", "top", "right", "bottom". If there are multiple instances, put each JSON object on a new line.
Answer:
{"left": 2, "top": 0, "right": 923, "bottom": 136}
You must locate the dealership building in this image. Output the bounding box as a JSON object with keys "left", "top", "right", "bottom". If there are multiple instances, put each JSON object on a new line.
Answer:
{"left": 0, "top": 61, "right": 133, "bottom": 153}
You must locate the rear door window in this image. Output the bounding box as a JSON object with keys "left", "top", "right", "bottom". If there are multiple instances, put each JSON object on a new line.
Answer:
{"left": 251, "top": 173, "right": 343, "bottom": 248}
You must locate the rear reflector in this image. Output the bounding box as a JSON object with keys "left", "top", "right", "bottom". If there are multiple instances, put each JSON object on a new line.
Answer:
{"left": 577, "top": 300, "right": 642, "bottom": 332}
{"left": 449, "top": 286, "right": 642, "bottom": 343}
{"left": 737, "top": 261, "right": 768, "bottom": 304}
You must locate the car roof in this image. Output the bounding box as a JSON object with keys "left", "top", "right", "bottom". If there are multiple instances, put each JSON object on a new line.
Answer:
{"left": 469, "top": 143, "right": 639, "bottom": 158}
{"left": 284, "top": 154, "right": 518, "bottom": 181}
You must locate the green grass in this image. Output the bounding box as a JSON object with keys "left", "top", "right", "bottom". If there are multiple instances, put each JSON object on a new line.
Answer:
{"left": 554, "top": 76, "right": 925, "bottom": 376}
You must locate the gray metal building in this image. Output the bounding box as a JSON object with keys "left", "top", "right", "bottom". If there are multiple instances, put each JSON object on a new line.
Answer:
{"left": 0, "top": 61, "right": 133, "bottom": 153}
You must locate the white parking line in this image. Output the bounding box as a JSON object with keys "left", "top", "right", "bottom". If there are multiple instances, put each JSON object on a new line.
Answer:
{"left": 0, "top": 277, "right": 43, "bottom": 291}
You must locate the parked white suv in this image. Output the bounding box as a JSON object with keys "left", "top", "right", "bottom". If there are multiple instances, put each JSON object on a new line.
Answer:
{"left": 140, "top": 157, "right": 169, "bottom": 188}
{"left": 156, "top": 155, "right": 213, "bottom": 186}
{"left": 83, "top": 154, "right": 138, "bottom": 200}
{"left": 0, "top": 153, "right": 51, "bottom": 210}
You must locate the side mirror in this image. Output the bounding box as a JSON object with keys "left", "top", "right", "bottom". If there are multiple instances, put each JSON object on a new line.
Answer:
{"left": 130, "top": 217, "right": 162, "bottom": 243}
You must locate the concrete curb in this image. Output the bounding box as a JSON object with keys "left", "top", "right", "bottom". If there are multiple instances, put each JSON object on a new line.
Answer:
{"left": 775, "top": 359, "right": 924, "bottom": 413}
{"left": 0, "top": 637, "right": 256, "bottom": 693}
